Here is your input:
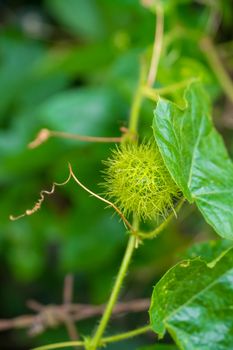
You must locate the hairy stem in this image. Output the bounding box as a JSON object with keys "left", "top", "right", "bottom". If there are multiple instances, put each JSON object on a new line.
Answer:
{"left": 89, "top": 234, "right": 137, "bottom": 349}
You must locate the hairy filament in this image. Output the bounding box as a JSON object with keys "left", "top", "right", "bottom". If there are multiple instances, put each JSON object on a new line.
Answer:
{"left": 68, "top": 164, "right": 135, "bottom": 233}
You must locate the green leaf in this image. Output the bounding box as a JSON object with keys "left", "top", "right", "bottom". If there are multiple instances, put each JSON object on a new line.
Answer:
{"left": 183, "top": 239, "right": 233, "bottom": 264}
{"left": 0, "top": 33, "right": 44, "bottom": 117}
{"left": 139, "top": 345, "right": 178, "bottom": 350}
{"left": 46, "top": 0, "right": 105, "bottom": 40}
{"left": 37, "top": 42, "right": 117, "bottom": 79}
{"left": 149, "top": 247, "right": 233, "bottom": 349}
{"left": 153, "top": 82, "right": 233, "bottom": 239}
{"left": 37, "top": 86, "right": 124, "bottom": 136}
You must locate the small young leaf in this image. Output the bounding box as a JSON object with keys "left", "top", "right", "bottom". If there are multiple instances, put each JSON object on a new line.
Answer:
{"left": 153, "top": 82, "right": 233, "bottom": 239}
{"left": 149, "top": 248, "right": 233, "bottom": 350}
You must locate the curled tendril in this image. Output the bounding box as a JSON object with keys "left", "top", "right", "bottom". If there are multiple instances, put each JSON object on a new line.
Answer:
{"left": 10, "top": 164, "right": 135, "bottom": 234}
{"left": 9, "top": 171, "right": 72, "bottom": 221}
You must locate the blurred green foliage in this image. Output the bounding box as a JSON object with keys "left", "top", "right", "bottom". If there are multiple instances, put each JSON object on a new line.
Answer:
{"left": 0, "top": 0, "right": 232, "bottom": 349}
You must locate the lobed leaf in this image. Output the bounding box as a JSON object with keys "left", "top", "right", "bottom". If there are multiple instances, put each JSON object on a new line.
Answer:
{"left": 149, "top": 247, "right": 233, "bottom": 349}
{"left": 153, "top": 82, "right": 233, "bottom": 239}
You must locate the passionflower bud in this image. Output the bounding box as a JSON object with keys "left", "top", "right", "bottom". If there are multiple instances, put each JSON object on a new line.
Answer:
{"left": 102, "top": 141, "right": 180, "bottom": 221}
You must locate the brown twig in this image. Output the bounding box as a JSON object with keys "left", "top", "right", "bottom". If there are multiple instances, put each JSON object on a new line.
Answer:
{"left": 0, "top": 273, "right": 149, "bottom": 340}
{"left": 0, "top": 299, "right": 150, "bottom": 335}
{"left": 63, "top": 274, "right": 74, "bottom": 306}
{"left": 27, "top": 300, "right": 45, "bottom": 312}
{"left": 62, "top": 275, "right": 80, "bottom": 344}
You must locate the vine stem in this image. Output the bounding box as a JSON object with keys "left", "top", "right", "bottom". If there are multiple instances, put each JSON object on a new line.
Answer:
{"left": 137, "top": 198, "right": 185, "bottom": 240}
{"left": 129, "top": 1, "right": 164, "bottom": 135}
{"left": 32, "top": 341, "right": 84, "bottom": 350}
{"left": 142, "top": 79, "right": 194, "bottom": 101}
{"left": 147, "top": 1, "right": 164, "bottom": 87}
{"left": 128, "top": 62, "right": 146, "bottom": 135}
{"left": 101, "top": 325, "right": 152, "bottom": 344}
{"left": 32, "top": 325, "right": 152, "bottom": 350}
{"left": 89, "top": 234, "right": 137, "bottom": 350}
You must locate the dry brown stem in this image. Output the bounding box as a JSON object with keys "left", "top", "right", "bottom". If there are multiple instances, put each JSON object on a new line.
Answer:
{"left": 28, "top": 129, "right": 123, "bottom": 149}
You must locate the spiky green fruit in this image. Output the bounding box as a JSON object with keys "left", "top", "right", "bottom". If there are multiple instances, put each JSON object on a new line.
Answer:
{"left": 102, "top": 141, "right": 180, "bottom": 221}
